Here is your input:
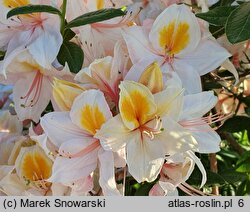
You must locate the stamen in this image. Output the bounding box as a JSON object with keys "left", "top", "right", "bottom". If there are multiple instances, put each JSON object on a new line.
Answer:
{"left": 59, "top": 140, "right": 100, "bottom": 159}
{"left": 140, "top": 116, "right": 163, "bottom": 140}
{"left": 161, "top": 54, "right": 175, "bottom": 66}
{"left": 179, "top": 112, "right": 232, "bottom": 132}
{"left": 178, "top": 182, "right": 209, "bottom": 196}
{"left": 20, "top": 71, "right": 43, "bottom": 108}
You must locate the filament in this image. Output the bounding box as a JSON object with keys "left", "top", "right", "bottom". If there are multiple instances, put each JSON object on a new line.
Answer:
{"left": 140, "top": 116, "right": 164, "bottom": 140}
{"left": 179, "top": 112, "right": 232, "bottom": 132}
{"left": 59, "top": 140, "right": 100, "bottom": 159}
{"left": 20, "top": 71, "right": 43, "bottom": 108}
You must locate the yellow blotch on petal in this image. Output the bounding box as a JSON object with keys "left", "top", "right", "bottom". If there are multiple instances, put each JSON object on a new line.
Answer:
{"left": 119, "top": 81, "right": 157, "bottom": 130}
{"left": 96, "top": 0, "right": 104, "bottom": 10}
{"left": 3, "top": 0, "right": 30, "bottom": 8}
{"left": 159, "top": 20, "right": 190, "bottom": 55}
{"left": 17, "top": 145, "right": 52, "bottom": 182}
{"left": 81, "top": 105, "right": 106, "bottom": 135}
{"left": 138, "top": 62, "right": 164, "bottom": 94}
{"left": 53, "top": 78, "right": 85, "bottom": 111}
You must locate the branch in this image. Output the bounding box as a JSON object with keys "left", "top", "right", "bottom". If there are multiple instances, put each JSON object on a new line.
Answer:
{"left": 209, "top": 153, "right": 219, "bottom": 195}
{"left": 220, "top": 132, "right": 245, "bottom": 155}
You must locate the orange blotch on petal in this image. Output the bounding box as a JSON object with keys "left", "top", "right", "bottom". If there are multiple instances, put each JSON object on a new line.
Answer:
{"left": 159, "top": 20, "right": 190, "bottom": 55}
{"left": 20, "top": 148, "right": 52, "bottom": 181}
{"left": 3, "top": 0, "right": 30, "bottom": 8}
{"left": 81, "top": 105, "right": 106, "bottom": 135}
{"left": 96, "top": 0, "right": 104, "bottom": 10}
{"left": 120, "top": 91, "right": 152, "bottom": 128}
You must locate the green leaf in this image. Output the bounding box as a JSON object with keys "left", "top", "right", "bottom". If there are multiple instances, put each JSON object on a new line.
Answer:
{"left": 236, "top": 151, "right": 250, "bottom": 164}
{"left": 219, "top": 149, "right": 240, "bottom": 159}
{"left": 236, "top": 163, "right": 250, "bottom": 173}
{"left": 196, "top": 6, "right": 237, "bottom": 26}
{"left": 63, "top": 28, "right": 76, "bottom": 41}
{"left": 57, "top": 41, "right": 84, "bottom": 74}
{"left": 206, "top": 171, "right": 226, "bottom": 185}
{"left": 134, "top": 182, "right": 155, "bottom": 196}
{"left": 219, "top": 116, "right": 250, "bottom": 132}
{"left": 66, "top": 8, "right": 126, "bottom": 29}
{"left": 236, "top": 151, "right": 250, "bottom": 172}
{"left": 220, "top": 169, "right": 247, "bottom": 183}
{"left": 7, "top": 5, "right": 62, "bottom": 19}
{"left": 225, "top": 2, "right": 250, "bottom": 44}
{"left": 203, "top": 169, "right": 247, "bottom": 186}
{"left": 236, "top": 180, "right": 247, "bottom": 195}
{"left": 209, "top": 25, "right": 225, "bottom": 38}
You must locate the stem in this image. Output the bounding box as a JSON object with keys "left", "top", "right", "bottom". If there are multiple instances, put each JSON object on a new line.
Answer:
{"left": 123, "top": 166, "right": 127, "bottom": 196}
{"left": 60, "top": 0, "right": 67, "bottom": 34}
{"left": 220, "top": 132, "right": 245, "bottom": 155}
{"left": 209, "top": 153, "right": 219, "bottom": 195}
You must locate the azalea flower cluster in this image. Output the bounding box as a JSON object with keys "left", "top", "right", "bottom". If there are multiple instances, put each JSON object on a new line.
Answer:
{"left": 0, "top": 0, "right": 241, "bottom": 196}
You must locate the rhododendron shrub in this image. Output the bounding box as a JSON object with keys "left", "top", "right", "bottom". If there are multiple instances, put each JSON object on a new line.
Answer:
{"left": 0, "top": 0, "right": 249, "bottom": 196}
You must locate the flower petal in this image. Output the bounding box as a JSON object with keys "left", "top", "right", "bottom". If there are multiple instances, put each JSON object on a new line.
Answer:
{"left": 149, "top": 4, "right": 201, "bottom": 56}
{"left": 40, "top": 111, "right": 87, "bottom": 148}
{"left": 173, "top": 60, "right": 202, "bottom": 94}
{"left": 95, "top": 114, "right": 135, "bottom": 152}
{"left": 28, "top": 17, "right": 63, "bottom": 69}
{"left": 70, "top": 176, "right": 93, "bottom": 196}
{"left": 98, "top": 149, "right": 121, "bottom": 196}
{"left": 52, "top": 78, "right": 85, "bottom": 111}
{"left": 48, "top": 148, "right": 98, "bottom": 183}
{"left": 70, "top": 89, "right": 112, "bottom": 135}
{"left": 154, "top": 82, "right": 184, "bottom": 120}
{"left": 119, "top": 81, "right": 157, "bottom": 130}
{"left": 159, "top": 182, "right": 178, "bottom": 196}
{"left": 126, "top": 131, "right": 165, "bottom": 183}
{"left": 180, "top": 91, "right": 217, "bottom": 120}
{"left": 13, "top": 73, "right": 52, "bottom": 123}
{"left": 157, "top": 116, "right": 198, "bottom": 155}
{"left": 0, "top": 173, "right": 26, "bottom": 195}
{"left": 138, "top": 61, "right": 164, "bottom": 94}
{"left": 149, "top": 183, "right": 165, "bottom": 196}
{"left": 221, "top": 59, "right": 239, "bottom": 84}
{"left": 15, "top": 145, "right": 53, "bottom": 182}
{"left": 179, "top": 39, "right": 231, "bottom": 75}
{"left": 122, "top": 26, "right": 157, "bottom": 64}
{"left": 186, "top": 151, "right": 207, "bottom": 188}
{"left": 190, "top": 128, "right": 221, "bottom": 153}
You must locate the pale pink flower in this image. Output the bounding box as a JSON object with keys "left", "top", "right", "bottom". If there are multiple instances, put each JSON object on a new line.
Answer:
{"left": 0, "top": 134, "right": 53, "bottom": 196}
{"left": 123, "top": 4, "right": 231, "bottom": 94}
{"left": 126, "top": 61, "right": 221, "bottom": 153}
{"left": 75, "top": 40, "right": 131, "bottom": 105}
{"left": 96, "top": 80, "right": 199, "bottom": 183}
{"left": 149, "top": 151, "right": 206, "bottom": 196}
{"left": 69, "top": 1, "right": 141, "bottom": 66}
{"left": 40, "top": 89, "right": 121, "bottom": 196}
{"left": 0, "top": 0, "right": 62, "bottom": 71}
{"left": 0, "top": 50, "right": 72, "bottom": 122}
